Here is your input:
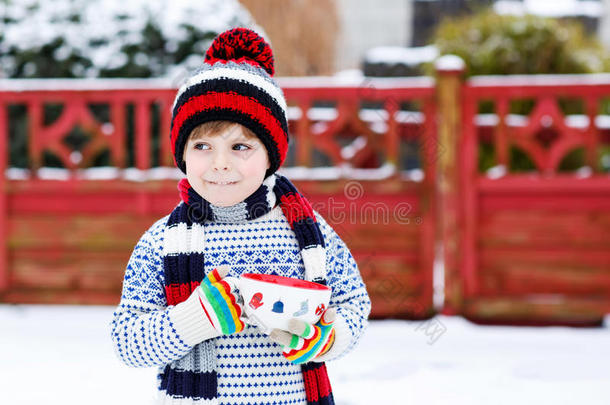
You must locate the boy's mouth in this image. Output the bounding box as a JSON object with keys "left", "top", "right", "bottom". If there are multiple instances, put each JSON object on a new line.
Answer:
{"left": 206, "top": 180, "right": 238, "bottom": 185}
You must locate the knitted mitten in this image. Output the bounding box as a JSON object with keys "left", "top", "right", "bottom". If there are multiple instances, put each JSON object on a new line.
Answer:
{"left": 197, "top": 265, "right": 245, "bottom": 335}
{"left": 268, "top": 308, "right": 336, "bottom": 365}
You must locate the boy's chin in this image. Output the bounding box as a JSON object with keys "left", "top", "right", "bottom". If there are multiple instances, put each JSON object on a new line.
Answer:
{"left": 200, "top": 193, "right": 239, "bottom": 207}
{"left": 202, "top": 191, "right": 249, "bottom": 207}
{"left": 210, "top": 199, "right": 242, "bottom": 207}
{"left": 193, "top": 181, "right": 265, "bottom": 207}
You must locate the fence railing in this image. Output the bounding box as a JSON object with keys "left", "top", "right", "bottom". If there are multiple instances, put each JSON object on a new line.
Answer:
{"left": 0, "top": 77, "right": 438, "bottom": 176}
{"left": 0, "top": 76, "right": 439, "bottom": 319}
{"left": 1, "top": 66, "right": 610, "bottom": 324}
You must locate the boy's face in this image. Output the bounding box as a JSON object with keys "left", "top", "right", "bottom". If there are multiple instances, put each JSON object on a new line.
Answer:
{"left": 183, "top": 124, "right": 270, "bottom": 207}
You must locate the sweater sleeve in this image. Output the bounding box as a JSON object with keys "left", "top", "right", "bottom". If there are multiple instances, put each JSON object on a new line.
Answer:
{"left": 311, "top": 211, "right": 371, "bottom": 363}
{"left": 109, "top": 215, "right": 219, "bottom": 368}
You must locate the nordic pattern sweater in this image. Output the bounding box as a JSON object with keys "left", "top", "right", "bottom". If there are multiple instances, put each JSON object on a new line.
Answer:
{"left": 110, "top": 206, "right": 371, "bottom": 405}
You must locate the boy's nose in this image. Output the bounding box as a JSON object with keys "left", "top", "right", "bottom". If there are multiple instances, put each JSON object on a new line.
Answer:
{"left": 212, "top": 151, "right": 230, "bottom": 171}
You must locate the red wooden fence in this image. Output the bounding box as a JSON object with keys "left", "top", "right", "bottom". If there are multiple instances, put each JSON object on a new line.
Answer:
{"left": 2, "top": 69, "right": 610, "bottom": 325}
{"left": 0, "top": 77, "right": 438, "bottom": 319}
{"left": 442, "top": 71, "right": 610, "bottom": 325}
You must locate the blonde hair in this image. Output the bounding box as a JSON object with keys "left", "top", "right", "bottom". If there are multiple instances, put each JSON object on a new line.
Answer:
{"left": 188, "top": 121, "right": 257, "bottom": 141}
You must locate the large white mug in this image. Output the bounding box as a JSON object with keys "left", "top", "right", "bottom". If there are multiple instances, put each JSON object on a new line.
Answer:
{"left": 225, "top": 273, "right": 332, "bottom": 334}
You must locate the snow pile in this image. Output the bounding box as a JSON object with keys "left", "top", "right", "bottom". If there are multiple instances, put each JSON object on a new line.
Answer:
{"left": 494, "top": 0, "right": 603, "bottom": 18}
{"left": 364, "top": 45, "right": 439, "bottom": 67}
{"left": 2, "top": 304, "right": 610, "bottom": 405}
{"left": 0, "top": 78, "right": 175, "bottom": 91}
{"left": 0, "top": 0, "right": 257, "bottom": 78}
{"left": 362, "top": 45, "right": 439, "bottom": 77}
{"left": 434, "top": 54, "right": 466, "bottom": 72}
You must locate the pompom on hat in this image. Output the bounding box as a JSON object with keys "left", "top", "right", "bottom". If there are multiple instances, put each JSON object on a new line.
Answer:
{"left": 170, "top": 28, "right": 289, "bottom": 177}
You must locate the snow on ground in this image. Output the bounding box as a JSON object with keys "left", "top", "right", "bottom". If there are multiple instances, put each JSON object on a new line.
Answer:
{"left": 2, "top": 304, "right": 610, "bottom": 404}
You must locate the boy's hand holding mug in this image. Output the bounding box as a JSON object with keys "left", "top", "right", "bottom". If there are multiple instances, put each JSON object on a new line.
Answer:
{"left": 197, "top": 268, "right": 336, "bottom": 364}
{"left": 196, "top": 265, "right": 246, "bottom": 335}
{"left": 268, "top": 307, "right": 336, "bottom": 364}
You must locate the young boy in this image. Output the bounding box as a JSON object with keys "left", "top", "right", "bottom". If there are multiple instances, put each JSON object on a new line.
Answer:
{"left": 110, "top": 28, "right": 371, "bottom": 405}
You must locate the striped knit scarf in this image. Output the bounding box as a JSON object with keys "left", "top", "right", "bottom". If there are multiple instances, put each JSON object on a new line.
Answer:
{"left": 160, "top": 173, "right": 335, "bottom": 405}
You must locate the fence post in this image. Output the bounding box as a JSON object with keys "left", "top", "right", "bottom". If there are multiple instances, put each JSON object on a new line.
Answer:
{"left": 435, "top": 55, "right": 466, "bottom": 315}
{"left": 0, "top": 102, "right": 7, "bottom": 294}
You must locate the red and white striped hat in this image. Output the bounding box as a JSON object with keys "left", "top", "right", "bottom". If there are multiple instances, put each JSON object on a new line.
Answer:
{"left": 170, "top": 27, "right": 289, "bottom": 176}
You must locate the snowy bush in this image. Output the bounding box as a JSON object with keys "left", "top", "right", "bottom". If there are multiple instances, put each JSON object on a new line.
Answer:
{"left": 0, "top": 0, "right": 259, "bottom": 78}
{"left": 431, "top": 10, "right": 610, "bottom": 173}
{"left": 0, "top": 0, "right": 262, "bottom": 170}
{"left": 430, "top": 9, "right": 610, "bottom": 76}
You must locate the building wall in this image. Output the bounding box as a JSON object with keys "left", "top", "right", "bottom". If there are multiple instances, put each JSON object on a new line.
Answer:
{"left": 334, "top": 0, "right": 609, "bottom": 72}
{"left": 601, "top": 0, "right": 610, "bottom": 49}
{"left": 334, "top": 0, "right": 412, "bottom": 71}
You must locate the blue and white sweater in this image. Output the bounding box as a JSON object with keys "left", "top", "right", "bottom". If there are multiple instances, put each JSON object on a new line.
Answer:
{"left": 110, "top": 206, "right": 371, "bottom": 405}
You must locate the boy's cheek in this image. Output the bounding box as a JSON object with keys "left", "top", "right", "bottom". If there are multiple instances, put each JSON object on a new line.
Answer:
{"left": 185, "top": 154, "right": 211, "bottom": 172}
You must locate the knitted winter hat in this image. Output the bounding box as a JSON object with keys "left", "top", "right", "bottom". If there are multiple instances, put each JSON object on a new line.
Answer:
{"left": 170, "top": 27, "right": 289, "bottom": 177}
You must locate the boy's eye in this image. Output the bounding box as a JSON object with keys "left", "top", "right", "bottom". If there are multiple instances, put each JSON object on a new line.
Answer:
{"left": 233, "top": 143, "right": 251, "bottom": 151}
{"left": 194, "top": 143, "right": 210, "bottom": 150}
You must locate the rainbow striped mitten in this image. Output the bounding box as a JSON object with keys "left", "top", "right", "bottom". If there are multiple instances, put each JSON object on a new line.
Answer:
{"left": 269, "top": 307, "right": 336, "bottom": 365}
{"left": 197, "top": 266, "right": 245, "bottom": 335}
